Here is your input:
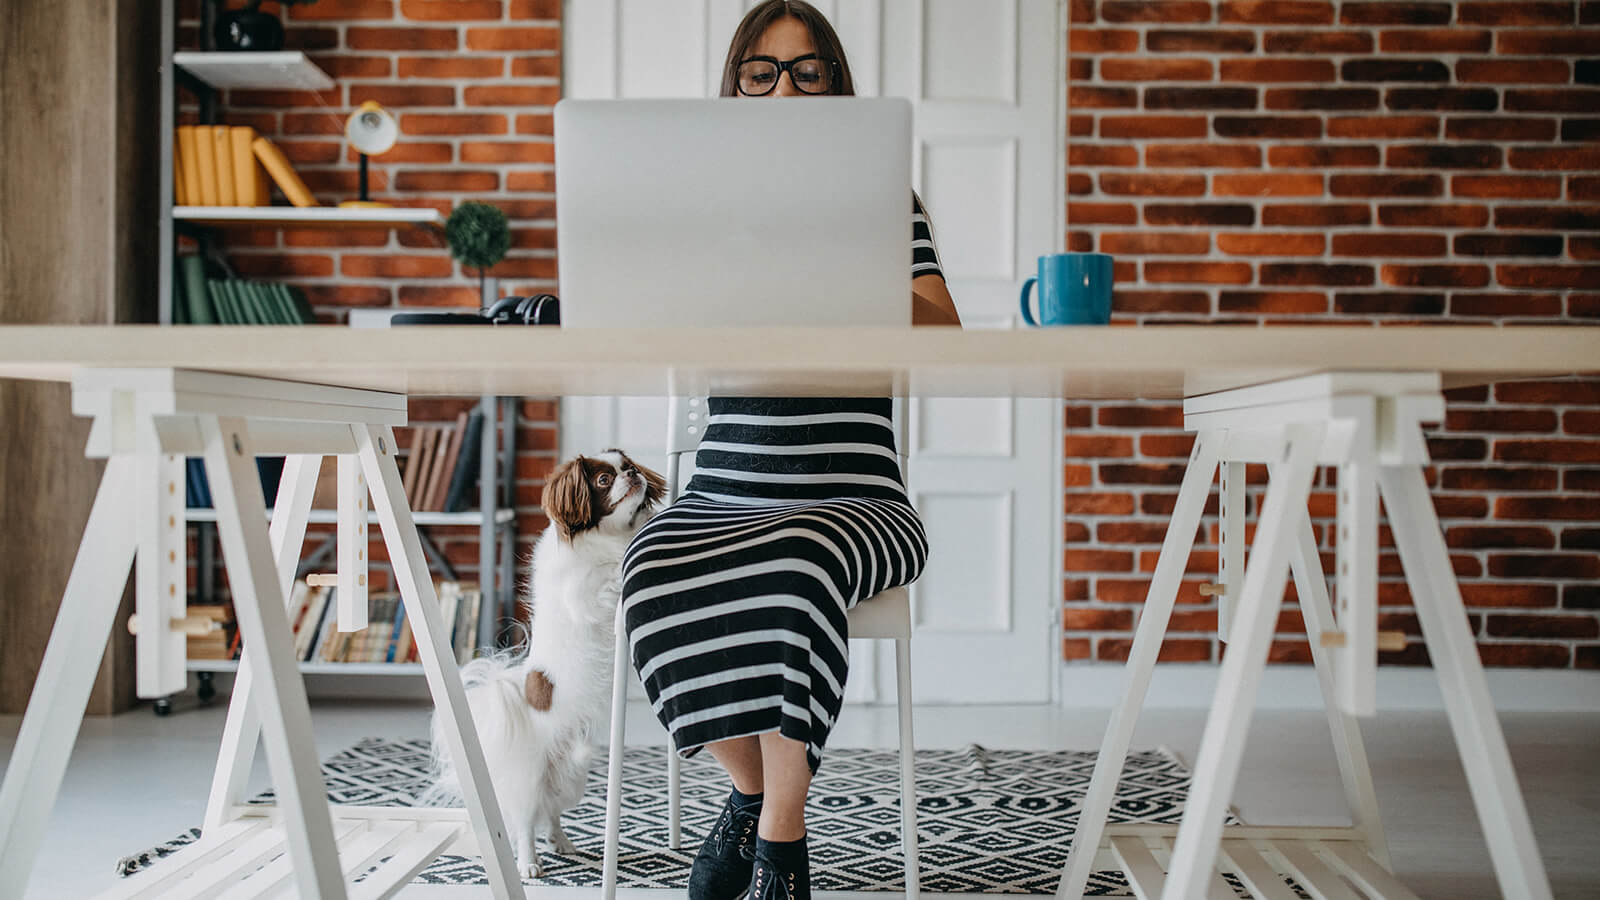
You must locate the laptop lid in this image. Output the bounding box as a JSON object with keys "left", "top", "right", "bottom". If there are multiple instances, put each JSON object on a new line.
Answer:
{"left": 554, "top": 97, "right": 912, "bottom": 328}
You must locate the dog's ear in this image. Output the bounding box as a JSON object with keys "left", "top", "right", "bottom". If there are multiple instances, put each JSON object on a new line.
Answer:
{"left": 541, "top": 457, "right": 593, "bottom": 540}
{"left": 524, "top": 667, "right": 554, "bottom": 712}
{"left": 636, "top": 459, "right": 668, "bottom": 508}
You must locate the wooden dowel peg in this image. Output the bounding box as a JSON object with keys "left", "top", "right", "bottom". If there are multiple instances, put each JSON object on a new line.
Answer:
{"left": 1319, "top": 630, "right": 1408, "bottom": 652}
{"left": 128, "top": 614, "right": 220, "bottom": 637}
{"left": 1198, "top": 582, "right": 1225, "bottom": 597}
{"left": 306, "top": 573, "right": 338, "bottom": 587}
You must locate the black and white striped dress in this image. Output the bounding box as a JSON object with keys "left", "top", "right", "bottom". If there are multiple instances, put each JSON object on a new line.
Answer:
{"left": 620, "top": 195, "right": 943, "bottom": 772}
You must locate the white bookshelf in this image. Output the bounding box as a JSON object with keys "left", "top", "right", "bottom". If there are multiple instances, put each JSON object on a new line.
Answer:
{"left": 174, "top": 206, "right": 444, "bottom": 229}
{"left": 187, "top": 660, "right": 426, "bottom": 676}
{"left": 174, "top": 50, "right": 335, "bottom": 91}
{"left": 184, "top": 508, "right": 515, "bottom": 526}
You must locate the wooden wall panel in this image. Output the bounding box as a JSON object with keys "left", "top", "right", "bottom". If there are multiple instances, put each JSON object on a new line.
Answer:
{"left": 0, "top": 0, "right": 160, "bottom": 715}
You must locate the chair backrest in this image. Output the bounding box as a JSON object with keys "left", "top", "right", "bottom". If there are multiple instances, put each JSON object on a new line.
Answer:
{"left": 665, "top": 397, "right": 909, "bottom": 504}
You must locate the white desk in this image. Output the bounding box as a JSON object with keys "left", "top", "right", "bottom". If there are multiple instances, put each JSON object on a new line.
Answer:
{"left": 0, "top": 325, "right": 1595, "bottom": 900}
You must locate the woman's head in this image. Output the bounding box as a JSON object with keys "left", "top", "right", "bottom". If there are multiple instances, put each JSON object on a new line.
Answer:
{"left": 719, "top": 1, "right": 855, "bottom": 98}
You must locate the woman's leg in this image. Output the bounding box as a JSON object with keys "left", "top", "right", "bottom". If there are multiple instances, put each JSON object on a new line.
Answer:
{"left": 756, "top": 731, "right": 811, "bottom": 840}
{"left": 706, "top": 735, "right": 764, "bottom": 793}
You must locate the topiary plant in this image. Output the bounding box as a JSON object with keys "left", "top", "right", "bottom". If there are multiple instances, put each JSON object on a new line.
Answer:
{"left": 445, "top": 201, "right": 512, "bottom": 305}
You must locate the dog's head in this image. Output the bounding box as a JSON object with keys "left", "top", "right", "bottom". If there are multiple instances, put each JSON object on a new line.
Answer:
{"left": 540, "top": 449, "right": 666, "bottom": 541}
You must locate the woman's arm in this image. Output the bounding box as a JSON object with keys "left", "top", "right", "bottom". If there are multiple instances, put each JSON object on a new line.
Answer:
{"left": 912, "top": 274, "right": 962, "bottom": 326}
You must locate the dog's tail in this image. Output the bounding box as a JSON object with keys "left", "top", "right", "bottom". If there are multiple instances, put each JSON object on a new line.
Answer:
{"left": 416, "top": 647, "right": 528, "bottom": 808}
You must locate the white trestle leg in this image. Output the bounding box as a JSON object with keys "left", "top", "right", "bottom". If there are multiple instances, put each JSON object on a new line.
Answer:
{"left": 1161, "top": 423, "right": 1323, "bottom": 899}
{"left": 355, "top": 424, "right": 522, "bottom": 899}
{"left": 1379, "top": 465, "right": 1553, "bottom": 900}
{"left": 202, "top": 416, "right": 347, "bottom": 898}
{"left": 0, "top": 458, "right": 139, "bottom": 898}
{"left": 3, "top": 369, "right": 520, "bottom": 899}
{"left": 1057, "top": 432, "right": 1223, "bottom": 899}
{"left": 1055, "top": 373, "right": 1553, "bottom": 900}
{"left": 1283, "top": 499, "right": 1390, "bottom": 869}
{"left": 204, "top": 453, "right": 323, "bottom": 831}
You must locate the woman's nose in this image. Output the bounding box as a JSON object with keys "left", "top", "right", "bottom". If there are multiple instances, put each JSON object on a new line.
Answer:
{"left": 773, "top": 70, "right": 799, "bottom": 97}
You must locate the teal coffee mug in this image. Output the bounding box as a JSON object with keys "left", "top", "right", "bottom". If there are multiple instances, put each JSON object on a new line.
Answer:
{"left": 1019, "top": 253, "right": 1113, "bottom": 326}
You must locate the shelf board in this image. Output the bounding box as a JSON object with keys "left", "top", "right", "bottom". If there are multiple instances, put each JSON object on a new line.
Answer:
{"left": 188, "top": 660, "right": 426, "bottom": 676}
{"left": 185, "top": 508, "right": 515, "bottom": 526}
{"left": 175, "top": 206, "right": 443, "bottom": 229}
{"left": 174, "top": 51, "right": 335, "bottom": 91}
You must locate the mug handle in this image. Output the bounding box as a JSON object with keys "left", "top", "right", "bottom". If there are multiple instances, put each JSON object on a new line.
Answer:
{"left": 1019, "top": 276, "right": 1038, "bottom": 326}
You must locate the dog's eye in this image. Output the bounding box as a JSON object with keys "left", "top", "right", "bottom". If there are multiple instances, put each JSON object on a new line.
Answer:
{"left": 596, "top": 474, "right": 613, "bottom": 488}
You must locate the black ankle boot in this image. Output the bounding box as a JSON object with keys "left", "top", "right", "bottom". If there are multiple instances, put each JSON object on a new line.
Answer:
{"left": 749, "top": 835, "right": 809, "bottom": 900}
{"left": 687, "top": 788, "right": 762, "bottom": 900}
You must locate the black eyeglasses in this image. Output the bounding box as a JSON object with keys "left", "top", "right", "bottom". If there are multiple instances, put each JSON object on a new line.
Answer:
{"left": 736, "top": 54, "right": 838, "bottom": 96}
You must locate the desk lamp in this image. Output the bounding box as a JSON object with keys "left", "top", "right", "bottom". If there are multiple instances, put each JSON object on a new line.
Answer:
{"left": 340, "top": 101, "right": 398, "bottom": 208}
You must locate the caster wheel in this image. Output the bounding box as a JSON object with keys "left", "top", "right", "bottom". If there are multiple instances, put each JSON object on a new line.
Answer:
{"left": 154, "top": 697, "right": 173, "bottom": 717}
{"left": 197, "top": 672, "right": 216, "bottom": 704}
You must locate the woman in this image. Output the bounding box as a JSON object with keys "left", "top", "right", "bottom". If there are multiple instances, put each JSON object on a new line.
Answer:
{"left": 620, "top": 3, "right": 960, "bottom": 897}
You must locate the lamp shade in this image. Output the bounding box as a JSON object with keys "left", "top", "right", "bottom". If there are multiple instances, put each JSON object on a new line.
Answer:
{"left": 345, "top": 101, "right": 397, "bottom": 156}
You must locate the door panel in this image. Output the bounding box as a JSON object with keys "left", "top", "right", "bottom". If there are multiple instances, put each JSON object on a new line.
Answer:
{"left": 562, "top": 0, "right": 1062, "bottom": 704}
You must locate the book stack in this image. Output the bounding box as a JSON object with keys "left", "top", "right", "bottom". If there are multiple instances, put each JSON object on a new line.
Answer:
{"left": 220, "top": 578, "right": 486, "bottom": 666}
{"left": 186, "top": 604, "right": 233, "bottom": 660}
{"left": 173, "top": 254, "right": 315, "bottom": 326}
{"left": 174, "top": 126, "right": 317, "bottom": 208}
{"left": 403, "top": 409, "right": 486, "bottom": 513}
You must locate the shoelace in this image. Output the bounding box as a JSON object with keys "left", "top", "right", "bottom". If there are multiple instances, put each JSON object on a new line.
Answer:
{"left": 750, "top": 864, "right": 800, "bottom": 900}
{"left": 706, "top": 802, "right": 758, "bottom": 860}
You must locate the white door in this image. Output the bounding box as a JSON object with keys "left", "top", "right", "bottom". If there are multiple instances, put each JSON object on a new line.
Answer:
{"left": 562, "top": 0, "right": 1062, "bottom": 704}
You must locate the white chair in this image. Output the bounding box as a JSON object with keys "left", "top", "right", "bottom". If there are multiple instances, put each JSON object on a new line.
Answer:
{"left": 601, "top": 397, "right": 920, "bottom": 900}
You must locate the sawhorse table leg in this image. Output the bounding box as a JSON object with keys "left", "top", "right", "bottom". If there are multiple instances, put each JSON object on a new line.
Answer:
{"left": 1058, "top": 373, "right": 1553, "bottom": 900}
{"left": 0, "top": 370, "right": 521, "bottom": 900}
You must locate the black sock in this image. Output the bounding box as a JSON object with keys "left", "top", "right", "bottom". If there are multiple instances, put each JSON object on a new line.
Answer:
{"left": 687, "top": 789, "right": 763, "bottom": 900}
{"left": 752, "top": 834, "right": 809, "bottom": 900}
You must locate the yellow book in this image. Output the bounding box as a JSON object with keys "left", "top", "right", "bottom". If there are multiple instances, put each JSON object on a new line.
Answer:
{"left": 252, "top": 136, "right": 318, "bottom": 208}
{"left": 212, "top": 126, "right": 236, "bottom": 206}
{"left": 193, "top": 125, "right": 220, "bottom": 206}
{"left": 172, "top": 130, "right": 189, "bottom": 205}
{"left": 176, "top": 126, "right": 204, "bottom": 207}
{"left": 230, "top": 126, "right": 267, "bottom": 208}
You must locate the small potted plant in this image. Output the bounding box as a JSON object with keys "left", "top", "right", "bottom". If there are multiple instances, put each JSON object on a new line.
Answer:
{"left": 445, "top": 202, "right": 512, "bottom": 310}
{"left": 214, "top": 0, "right": 320, "bottom": 52}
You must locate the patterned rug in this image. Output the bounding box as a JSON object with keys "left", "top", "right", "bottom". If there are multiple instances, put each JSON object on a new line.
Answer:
{"left": 117, "top": 737, "right": 1240, "bottom": 894}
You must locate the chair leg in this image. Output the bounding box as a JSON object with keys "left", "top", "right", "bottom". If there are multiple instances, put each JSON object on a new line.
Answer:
{"left": 667, "top": 737, "right": 683, "bottom": 849}
{"left": 603, "top": 600, "right": 631, "bottom": 900}
{"left": 895, "top": 634, "right": 920, "bottom": 900}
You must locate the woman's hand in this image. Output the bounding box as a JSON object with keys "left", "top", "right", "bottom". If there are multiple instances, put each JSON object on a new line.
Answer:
{"left": 912, "top": 274, "right": 962, "bottom": 327}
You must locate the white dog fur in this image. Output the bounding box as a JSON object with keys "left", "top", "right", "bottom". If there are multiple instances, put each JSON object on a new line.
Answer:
{"left": 422, "top": 449, "right": 665, "bottom": 877}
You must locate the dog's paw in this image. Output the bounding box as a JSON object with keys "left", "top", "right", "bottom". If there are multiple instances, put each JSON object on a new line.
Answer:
{"left": 552, "top": 832, "right": 577, "bottom": 856}
{"left": 519, "top": 858, "right": 542, "bottom": 880}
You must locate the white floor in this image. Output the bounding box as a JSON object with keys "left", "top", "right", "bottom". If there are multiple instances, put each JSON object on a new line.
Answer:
{"left": 2, "top": 696, "right": 1597, "bottom": 899}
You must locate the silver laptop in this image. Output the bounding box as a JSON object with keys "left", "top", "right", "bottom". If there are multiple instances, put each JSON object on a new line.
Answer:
{"left": 554, "top": 98, "right": 912, "bottom": 328}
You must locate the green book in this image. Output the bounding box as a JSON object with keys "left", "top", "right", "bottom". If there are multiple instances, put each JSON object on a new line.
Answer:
{"left": 179, "top": 255, "right": 216, "bottom": 324}
{"left": 272, "top": 283, "right": 311, "bottom": 324}
{"left": 234, "top": 280, "right": 265, "bottom": 324}
{"left": 263, "top": 282, "right": 296, "bottom": 324}
{"left": 205, "top": 281, "right": 235, "bottom": 324}
{"left": 284, "top": 284, "right": 316, "bottom": 324}
{"left": 242, "top": 282, "right": 274, "bottom": 324}
{"left": 220, "top": 280, "right": 249, "bottom": 324}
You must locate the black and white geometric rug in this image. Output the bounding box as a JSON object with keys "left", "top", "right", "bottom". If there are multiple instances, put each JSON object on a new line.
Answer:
{"left": 118, "top": 737, "right": 1239, "bottom": 895}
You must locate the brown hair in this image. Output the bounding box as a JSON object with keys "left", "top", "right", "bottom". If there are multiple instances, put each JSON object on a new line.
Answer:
{"left": 718, "top": 0, "right": 856, "bottom": 98}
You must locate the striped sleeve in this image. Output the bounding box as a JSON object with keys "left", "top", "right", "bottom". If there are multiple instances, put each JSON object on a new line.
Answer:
{"left": 911, "top": 191, "right": 944, "bottom": 280}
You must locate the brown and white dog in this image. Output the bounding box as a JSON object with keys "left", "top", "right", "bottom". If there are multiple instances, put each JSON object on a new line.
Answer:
{"left": 424, "top": 449, "right": 665, "bottom": 877}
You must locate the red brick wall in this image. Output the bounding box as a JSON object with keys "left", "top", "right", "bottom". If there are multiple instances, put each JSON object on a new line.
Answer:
{"left": 1063, "top": 0, "right": 1600, "bottom": 669}
{"left": 179, "top": 1, "right": 1597, "bottom": 668}
{"left": 177, "top": 0, "right": 561, "bottom": 592}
